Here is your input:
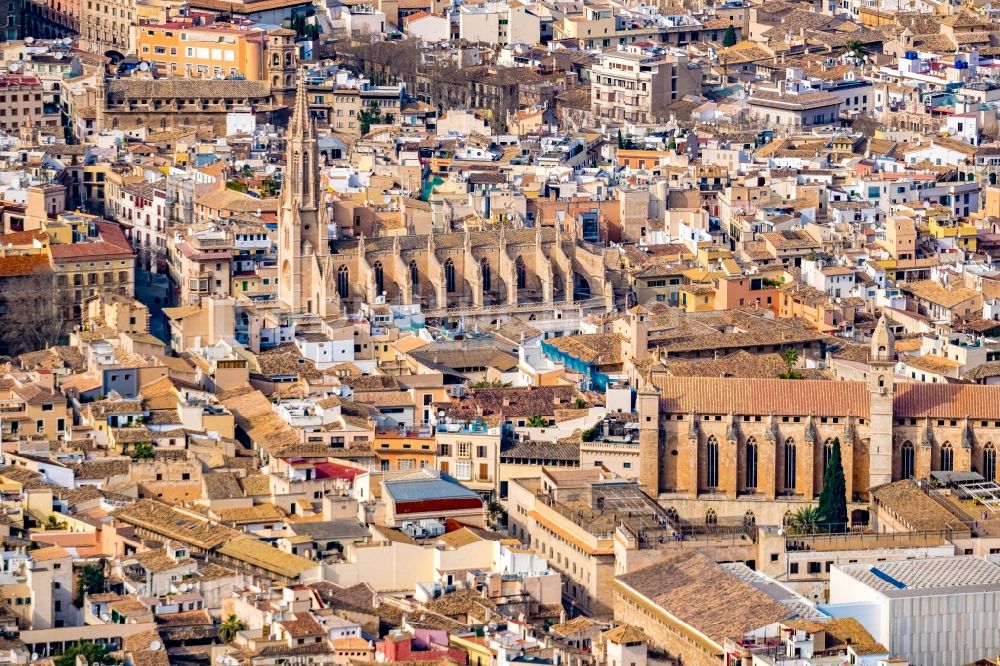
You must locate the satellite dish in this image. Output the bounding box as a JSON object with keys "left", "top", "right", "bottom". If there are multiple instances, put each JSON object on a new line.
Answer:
{"left": 8, "top": 63, "right": 18, "bottom": 72}
{"left": 54, "top": 52, "right": 64, "bottom": 60}
{"left": 150, "top": 641, "right": 161, "bottom": 651}
{"left": 30, "top": 655, "right": 38, "bottom": 662}
{"left": 24, "top": 36, "right": 33, "bottom": 44}
{"left": 139, "top": 62, "right": 150, "bottom": 71}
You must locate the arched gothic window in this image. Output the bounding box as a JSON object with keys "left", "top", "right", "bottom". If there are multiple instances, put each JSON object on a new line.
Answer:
{"left": 337, "top": 265, "right": 349, "bottom": 298}
{"left": 706, "top": 436, "right": 719, "bottom": 489}
{"left": 373, "top": 261, "right": 384, "bottom": 297}
{"left": 986, "top": 444, "right": 997, "bottom": 482}
{"left": 481, "top": 258, "right": 491, "bottom": 291}
{"left": 444, "top": 258, "right": 455, "bottom": 293}
{"left": 901, "top": 441, "right": 915, "bottom": 479}
{"left": 745, "top": 438, "right": 758, "bottom": 490}
{"left": 941, "top": 442, "right": 954, "bottom": 472}
{"left": 515, "top": 256, "right": 526, "bottom": 289}
{"left": 784, "top": 438, "right": 797, "bottom": 491}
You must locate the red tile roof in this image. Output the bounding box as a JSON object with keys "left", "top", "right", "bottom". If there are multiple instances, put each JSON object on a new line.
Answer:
{"left": 654, "top": 376, "right": 869, "bottom": 417}
{"left": 652, "top": 376, "right": 1000, "bottom": 420}
{"left": 50, "top": 221, "right": 133, "bottom": 261}
{"left": 0, "top": 253, "right": 51, "bottom": 277}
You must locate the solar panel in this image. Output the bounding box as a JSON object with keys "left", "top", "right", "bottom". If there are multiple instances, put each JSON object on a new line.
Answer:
{"left": 869, "top": 566, "right": 908, "bottom": 589}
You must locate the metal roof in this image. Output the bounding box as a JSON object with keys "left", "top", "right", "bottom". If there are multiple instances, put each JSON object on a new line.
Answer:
{"left": 383, "top": 477, "right": 480, "bottom": 502}
{"left": 836, "top": 556, "right": 1000, "bottom": 596}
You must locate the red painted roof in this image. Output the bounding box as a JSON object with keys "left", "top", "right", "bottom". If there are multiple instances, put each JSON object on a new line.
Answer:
{"left": 394, "top": 498, "right": 483, "bottom": 515}
{"left": 313, "top": 461, "right": 362, "bottom": 481}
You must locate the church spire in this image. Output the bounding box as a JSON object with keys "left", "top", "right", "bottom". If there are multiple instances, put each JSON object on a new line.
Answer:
{"left": 284, "top": 69, "right": 319, "bottom": 211}
{"left": 290, "top": 71, "right": 316, "bottom": 141}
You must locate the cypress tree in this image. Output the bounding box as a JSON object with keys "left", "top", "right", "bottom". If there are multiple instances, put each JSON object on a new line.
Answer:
{"left": 722, "top": 25, "right": 737, "bottom": 48}
{"left": 818, "top": 437, "right": 848, "bottom": 533}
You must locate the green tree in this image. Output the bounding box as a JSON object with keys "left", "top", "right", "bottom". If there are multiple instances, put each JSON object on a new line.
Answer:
{"left": 55, "top": 641, "right": 117, "bottom": 666}
{"left": 358, "top": 101, "right": 384, "bottom": 135}
{"left": 787, "top": 506, "right": 822, "bottom": 535}
{"left": 219, "top": 614, "right": 246, "bottom": 643}
{"left": 260, "top": 177, "right": 280, "bottom": 197}
{"left": 469, "top": 378, "right": 512, "bottom": 389}
{"left": 722, "top": 25, "right": 737, "bottom": 48}
{"left": 487, "top": 500, "right": 507, "bottom": 527}
{"left": 75, "top": 562, "right": 106, "bottom": 606}
{"left": 45, "top": 515, "right": 67, "bottom": 530}
{"left": 241, "top": 163, "right": 253, "bottom": 178}
{"left": 842, "top": 39, "right": 867, "bottom": 62}
{"left": 574, "top": 398, "right": 588, "bottom": 409}
{"left": 778, "top": 347, "right": 803, "bottom": 379}
{"left": 818, "top": 438, "right": 849, "bottom": 533}
{"left": 226, "top": 180, "right": 248, "bottom": 193}
{"left": 527, "top": 414, "right": 548, "bottom": 428}
{"left": 130, "top": 441, "right": 154, "bottom": 460}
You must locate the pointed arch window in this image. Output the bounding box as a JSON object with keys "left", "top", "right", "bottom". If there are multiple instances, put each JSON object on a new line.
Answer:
{"left": 481, "top": 258, "right": 491, "bottom": 291}
{"left": 515, "top": 256, "right": 526, "bottom": 290}
{"left": 901, "top": 441, "right": 915, "bottom": 479}
{"left": 940, "top": 442, "right": 954, "bottom": 472}
{"left": 784, "top": 438, "right": 797, "bottom": 491}
{"left": 444, "top": 258, "right": 455, "bottom": 293}
{"left": 706, "top": 509, "right": 718, "bottom": 525}
{"left": 706, "top": 435, "right": 719, "bottom": 489}
{"left": 823, "top": 439, "right": 835, "bottom": 476}
{"left": 745, "top": 438, "right": 758, "bottom": 490}
{"left": 337, "top": 265, "right": 349, "bottom": 299}
{"left": 409, "top": 260, "right": 419, "bottom": 293}
{"left": 986, "top": 444, "right": 997, "bottom": 482}
{"left": 373, "top": 261, "right": 384, "bottom": 297}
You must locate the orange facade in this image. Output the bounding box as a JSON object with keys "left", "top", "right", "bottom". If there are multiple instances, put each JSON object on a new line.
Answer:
{"left": 136, "top": 22, "right": 266, "bottom": 80}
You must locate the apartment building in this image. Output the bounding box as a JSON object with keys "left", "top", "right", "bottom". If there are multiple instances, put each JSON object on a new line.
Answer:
{"left": 115, "top": 181, "right": 168, "bottom": 273}
{"left": 748, "top": 81, "right": 843, "bottom": 129}
{"left": 0, "top": 374, "right": 69, "bottom": 441}
{"left": 591, "top": 45, "right": 700, "bottom": 123}
{"left": 0, "top": 77, "right": 59, "bottom": 134}
{"left": 436, "top": 424, "right": 502, "bottom": 497}
{"left": 48, "top": 214, "right": 136, "bottom": 319}
{"left": 136, "top": 22, "right": 275, "bottom": 79}
{"left": 81, "top": 0, "right": 137, "bottom": 53}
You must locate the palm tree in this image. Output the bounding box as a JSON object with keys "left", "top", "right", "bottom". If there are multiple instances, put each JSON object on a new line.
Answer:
{"left": 130, "top": 441, "right": 154, "bottom": 460}
{"left": 787, "top": 506, "right": 822, "bottom": 535}
{"left": 219, "top": 614, "right": 246, "bottom": 643}
{"left": 527, "top": 414, "right": 548, "bottom": 428}
{"left": 842, "top": 39, "right": 867, "bottom": 62}
{"left": 778, "top": 348, "right": 803, "bottom": 379}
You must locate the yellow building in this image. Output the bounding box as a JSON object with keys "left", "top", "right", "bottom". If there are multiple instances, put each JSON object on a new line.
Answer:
{"left": 136, "top": 22, "right": 268, "bottom": 79}
{"left": 0, "top": 374, "right": 70, "bottom": 440}
{"left": 678, "top": 283, "right": 717, "bottom": 312}
{"left": 927, "top": 215, "right": 977, "bottom": 252}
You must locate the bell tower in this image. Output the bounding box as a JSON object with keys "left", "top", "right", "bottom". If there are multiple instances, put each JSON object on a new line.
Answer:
{"left": 637, "top": 380, "right": 661, "bottom": 495}
{"left": 265, "top": 27, "right": 299, "bottom": 107}
{"left": 868, "top": 313, "right": 896, "bottom": 490}
{"left": 277, "top": 73, "right": 326, "bottom": 313}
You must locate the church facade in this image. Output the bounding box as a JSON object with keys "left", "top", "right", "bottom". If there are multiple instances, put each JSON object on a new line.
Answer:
{"left": 276, "top": 73, "right": 610, "bottom": 321}
{"left": 636, "top": 315, "right": 1000, "bottom": 526}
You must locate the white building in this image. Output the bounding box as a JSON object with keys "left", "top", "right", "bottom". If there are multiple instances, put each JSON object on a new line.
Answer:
{"left": 823, "top": 556, "right": 1000, "bottom": 666}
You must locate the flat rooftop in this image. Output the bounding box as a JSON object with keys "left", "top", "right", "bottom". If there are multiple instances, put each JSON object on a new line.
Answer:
{"left": 836, "top": 556, "right": 1000, "bottom": 597}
